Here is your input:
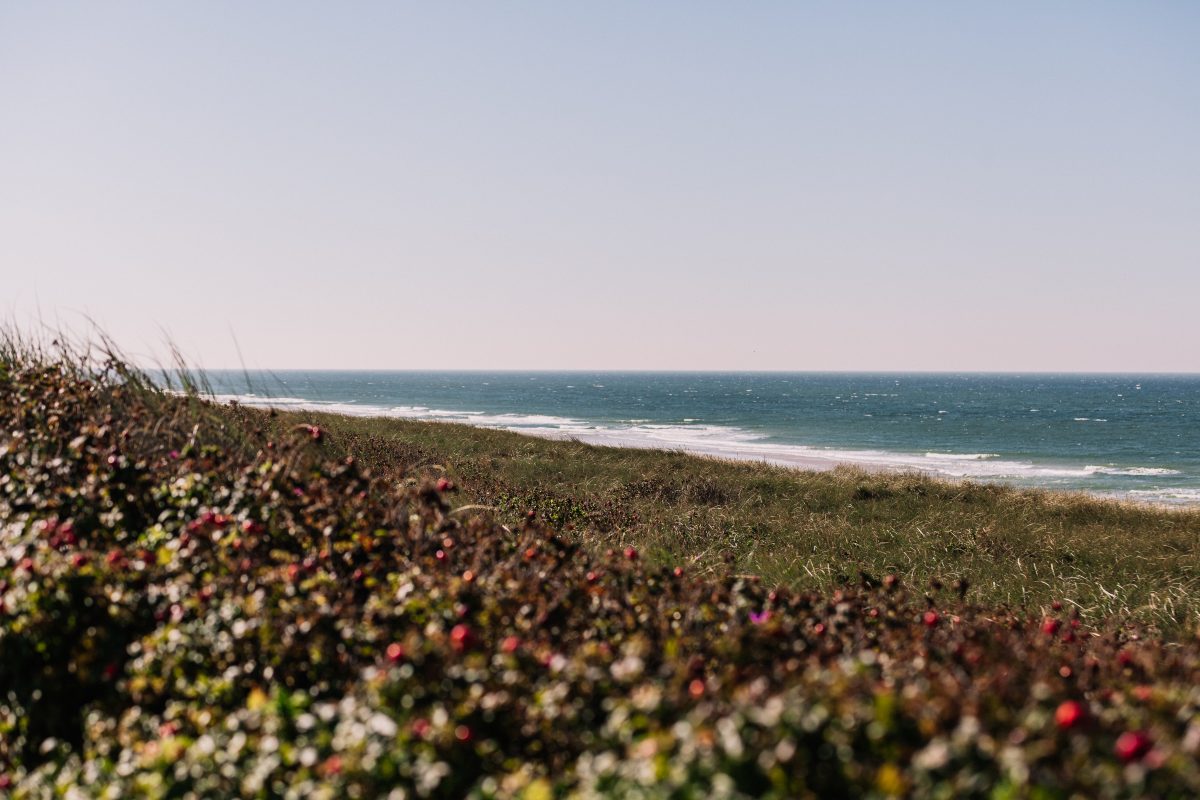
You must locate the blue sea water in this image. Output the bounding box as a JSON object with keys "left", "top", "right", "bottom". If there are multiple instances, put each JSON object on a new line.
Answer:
{"left": 199, "top": 372, "right": 1200, "bottom": 506}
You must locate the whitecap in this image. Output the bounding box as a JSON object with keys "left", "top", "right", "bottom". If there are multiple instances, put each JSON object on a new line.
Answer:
{"left": 1084, "top": 466, "right": 1182, "bottom": 477}
{"left": 925, "top": 452, "right": 999, "bottom": 461}
{"left": 1125, "top": 488, "right": 1200, "bottom": 505}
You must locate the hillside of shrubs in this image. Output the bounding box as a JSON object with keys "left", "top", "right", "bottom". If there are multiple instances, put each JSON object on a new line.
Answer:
{"left": 273, "top": 407, "right": 1200, "bottom": 638}
{"left": 2, "top": 347, "right": 1200, "bottom": 798}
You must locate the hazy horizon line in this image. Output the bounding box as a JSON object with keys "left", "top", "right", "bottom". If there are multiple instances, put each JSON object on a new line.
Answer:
{"left": 160, "top": 366, "right": 1200, "bottom": 377}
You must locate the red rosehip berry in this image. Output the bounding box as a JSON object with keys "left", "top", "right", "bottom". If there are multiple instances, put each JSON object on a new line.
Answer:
{"left": 501, "top": 636, "right": 521, "bottom": 654}
{"left": 1054, "top": 700, "right": 1085, "bottom": 729}
{"left": 1114, "top": 731, "right": 1152, "bottom": 763}
{"left": 1042, "top": 618, "right": 1060, "bottom": 636}
{"left": 624, "top": 546, "right": 638, "bottom": 560}
{"left": 386, "top": 642, "right": 405, "bottom": 663}
{"left": 449, "top": 624, "right": 473, "bottom": 653}
{"left": 922, "top": 610, "right": 940, "bottom": 628}
{"left": 436, "top": 477, "right": 454, "bottom": 492}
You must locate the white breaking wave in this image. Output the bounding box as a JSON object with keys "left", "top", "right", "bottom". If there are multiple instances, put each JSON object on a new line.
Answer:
{"left": 212, "top": 394, "right": 594, "bottom": 431}
{"left": 1124, "top": 488, "right": 1200, "bottom": 505}
{"left": 925, "top": 452, "right": 999, "bottom": 461}
{"left": 1084, "top": 466, "right": 1182, "bottom": 477}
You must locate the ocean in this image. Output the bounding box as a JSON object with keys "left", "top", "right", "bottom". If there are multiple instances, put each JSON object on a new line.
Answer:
{"left": 198, "top": 371, "right": 1200, "bottom": 507}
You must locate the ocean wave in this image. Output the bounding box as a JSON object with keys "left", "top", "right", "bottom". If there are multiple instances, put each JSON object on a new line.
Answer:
{"left": 1124, "top": 488, "right": 1200, "bottom": 505}
{"left": 925, "top": 452, "right": 999, "bottom": 461}
{"left": 1084, "top": 466, "right": 1182, "bottom": 477}
{"left": 211, "top": 394, "right": 593, "bottom": 430}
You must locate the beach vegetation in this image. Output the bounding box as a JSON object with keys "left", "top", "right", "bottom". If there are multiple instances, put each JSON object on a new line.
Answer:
{"left": 2, "top": 337, "right": 1200, "bottom": 797}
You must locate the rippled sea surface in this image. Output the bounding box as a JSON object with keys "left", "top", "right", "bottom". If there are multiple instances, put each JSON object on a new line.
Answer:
{"left": 196, "top": 372, "right": 1200, "bottom": 506}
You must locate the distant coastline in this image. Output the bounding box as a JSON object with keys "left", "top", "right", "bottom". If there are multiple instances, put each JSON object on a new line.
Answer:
{"left": 210, "top": 381, "right": 1200, "bottom": 508}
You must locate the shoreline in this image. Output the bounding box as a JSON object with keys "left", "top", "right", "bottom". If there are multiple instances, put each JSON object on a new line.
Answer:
{"left": 214, "top": 393, "right": 1200, "bottom": 509}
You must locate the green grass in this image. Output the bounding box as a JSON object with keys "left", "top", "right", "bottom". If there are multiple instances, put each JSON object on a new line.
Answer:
{"left": 240, "top": 407, "right": 1200, "bottom": 637}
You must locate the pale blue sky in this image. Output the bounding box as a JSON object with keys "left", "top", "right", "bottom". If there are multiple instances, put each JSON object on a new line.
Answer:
{"left": 2, "top": 3, "right": 1197, "bottom": 370}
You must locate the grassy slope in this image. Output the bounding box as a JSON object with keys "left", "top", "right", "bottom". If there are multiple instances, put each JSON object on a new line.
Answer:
{"left": 259, "top": 409, "right": 1200, "bottom": 636}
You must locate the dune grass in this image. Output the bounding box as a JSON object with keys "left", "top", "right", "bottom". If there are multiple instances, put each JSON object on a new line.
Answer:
{"left": 240, "top": 408, "right": 1200, "bottom": 637}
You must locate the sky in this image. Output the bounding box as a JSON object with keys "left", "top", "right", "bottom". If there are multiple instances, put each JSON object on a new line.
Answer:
{"left": 2, "top": 3, "right": 1198, "bottom": 371}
